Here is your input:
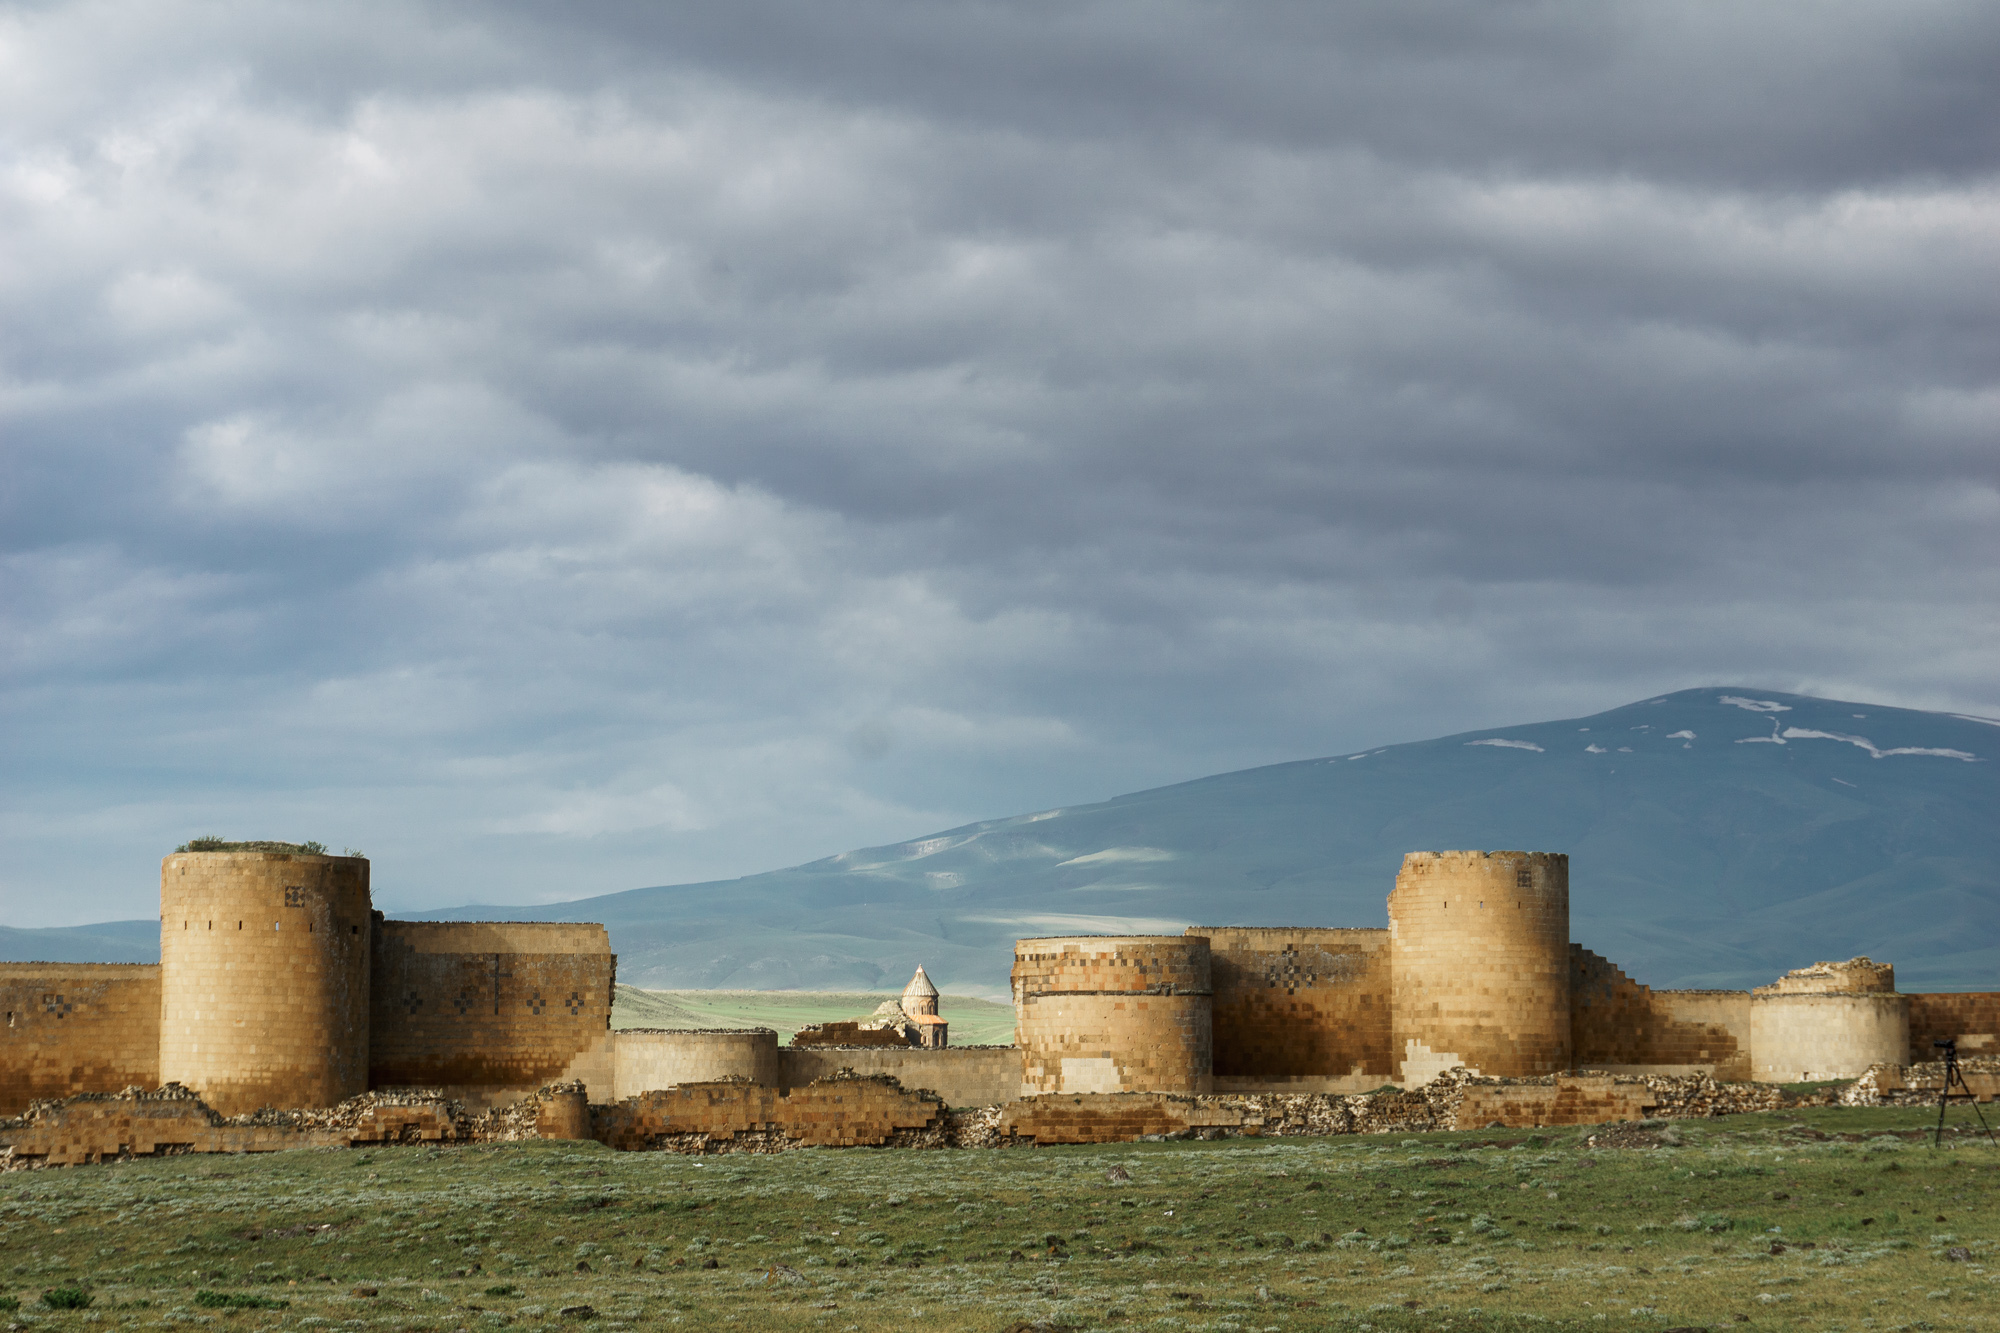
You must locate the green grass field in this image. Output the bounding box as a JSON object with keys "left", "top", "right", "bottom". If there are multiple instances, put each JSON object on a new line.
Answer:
{"left": 2, "top": 1105, "right": 1995, "bottom": 1331}
{"left": 611, "top": 986, "right": 1018, "bottom": 1046}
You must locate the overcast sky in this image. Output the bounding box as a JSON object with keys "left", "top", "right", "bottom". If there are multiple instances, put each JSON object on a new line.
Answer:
{"left": 5, "top": 1, "right": 1997, "bottom": 926}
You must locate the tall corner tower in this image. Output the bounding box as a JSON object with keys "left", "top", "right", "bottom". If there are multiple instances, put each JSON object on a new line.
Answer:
{"left": 159, "top": 850, "right": 372, "bottom": 1114}
{"left": 1388, "top": 850, "right": 1570, "bottom": 1083}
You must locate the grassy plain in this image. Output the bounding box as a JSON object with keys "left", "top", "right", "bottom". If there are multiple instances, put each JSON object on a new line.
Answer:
{"left": 1, "top": 1106, "right": 1995, "bottom": 1333}
{"left": 611, "top": 987, "right": 1018, "bottom": 1046}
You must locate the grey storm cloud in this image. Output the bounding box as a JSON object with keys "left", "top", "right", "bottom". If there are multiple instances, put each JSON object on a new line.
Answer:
{"left": 3, "top": 0, "right": 1997, "bottom": 924}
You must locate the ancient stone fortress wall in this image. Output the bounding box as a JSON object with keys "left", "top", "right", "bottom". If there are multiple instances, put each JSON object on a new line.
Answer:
{"left": 1750, "top": 957, "right": 1909, "bottom": 1082}
{"left": 1196, "top": 926, "right": 1393, "bottom": 1087}
{"left": 776, "top": 1045, "right": 1025, "bottom": 1107}
{"left": 0, "top": 964, "right": 161, "bottom": 1115}
{"left": 369, "top": 920, "right": 616, "bottom": 1105}
{"left": 160, "top": 852, "right": 373, "bottom": 1115}
{"left": 1013, "top": 935, "right": 1213, "bottom": 1095}
{"left": 613, "top": 1028, "right": 780, "bottom": 1098}
{"left": 1907, "top": 992, "right": 2000, "bottom": 1062}
{"left": 1388, "top": 851, "right": 1571, "bottom": 1083}
{"left": 1569, "top": 946, "right": 1752, "bottom": 1080}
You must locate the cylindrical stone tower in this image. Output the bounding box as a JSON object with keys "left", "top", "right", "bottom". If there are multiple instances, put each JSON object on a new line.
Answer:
{"left": 160, "top": 851, "right": 372, "bottom": 1114}
{"left": 1749, "top": 957, "right": 1909, "bottom": 1083}
{"left": 611, "top": 1028, "right": 781, "bottom": 1099}
{"left": 1388, "top": 850, "right": 1570, "bottom": 1084}
{"left": 1012, "top": 935, "right": 1212, "bottom": 1095}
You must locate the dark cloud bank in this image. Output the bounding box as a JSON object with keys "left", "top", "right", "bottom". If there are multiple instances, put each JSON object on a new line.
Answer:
{"left": 3, "top": 1, "right": 1996, "bottom": 925}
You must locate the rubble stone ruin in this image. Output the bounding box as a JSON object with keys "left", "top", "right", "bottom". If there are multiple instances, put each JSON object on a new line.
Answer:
{"left": 4, "top": 847, "right": 1996, "bottom": 1162}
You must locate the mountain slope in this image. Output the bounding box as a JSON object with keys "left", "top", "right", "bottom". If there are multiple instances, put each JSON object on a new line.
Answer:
{"left": 417, "top": 687, "right": 1999, "bottom": 994}
{"left": 10, "top": 688, "right": 1994, "bottom": 995}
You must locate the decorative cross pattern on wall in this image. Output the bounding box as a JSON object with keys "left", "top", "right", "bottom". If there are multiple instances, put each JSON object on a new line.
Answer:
{"left": 42, "top": 993, "right": 72, "bottom": 1020}
{"left": 566, "top": 991, "right": 584, "bottom": 1016}
{"left": 528, "top": 992, "right": 545, "bottom": 1015}
{"left": 403, "top": 990, "right": 423, "bottom": 1016}
{"left": 454, "top": 989, "right": 474, "bottom": 1015}
{"left": 284, "top": 885, "right": 305, "bottom": 907}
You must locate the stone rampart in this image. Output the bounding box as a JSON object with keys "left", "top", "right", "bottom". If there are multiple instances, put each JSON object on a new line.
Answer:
{"left": 1013, "top": 936, "right": 1213, "bottom": 1095}
{"left": 614, "top": 1028, "right": 780, "bottom": 1098}
{"left": 1389, "top": 851, "right": 1571, "bottom": 1083}
{"left": 1907, "top": 992, "right": 2000, "bottom": 1062}
{"left": 160, "top": 852, "right": 373, "bottom": 1114}
{"left": 369, "top": 920, "right": 616, "bottom": 1104}
{"left": 776, "top": 1045, "right": 1023, "bottom": 1107}
{"left": 1197, "top": 926, "right": 1393, "bottom": 1081}
{"left": 0, "top": 964, "right": 161, "bottom": 1116}
{"left": 1569, "top": 947, "right": 1752, "bottom": 1079}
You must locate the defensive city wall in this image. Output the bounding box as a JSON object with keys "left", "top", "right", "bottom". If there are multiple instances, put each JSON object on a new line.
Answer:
{"left": 4, "top": 847, "right": 1997, "bottom": 1164}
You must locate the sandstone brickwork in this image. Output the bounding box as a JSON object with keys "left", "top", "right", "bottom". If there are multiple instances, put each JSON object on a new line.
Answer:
{"left": 160, "top": 852, "right": 373, "bottom": 1114}
{"left": 1389, "top": 851, "right": 1571, "bottom": 1082}
{"left": 1570, "top": 947, "right": 1752, "bottom": 1080}
{"left": 369, "top": 920, "right": 616, "bottom": 1104}
{"left": 591, "top": 1074, "right": 944, "bottom": 1151}
{"left": 998, "top": 1092, "right": 1248, "bottom": 1144}
{"left": 1013, "top": 936, "right": 1213, "bottom": 1095}
{"left": 1197, "top": 927, "right": 1393, "bottom": 1080}
{"left": 1907, "top": 992, "right": 2000, "bottom": 1063}
{"left": 0, "top": 964, "right": 161, "bottom": 1116}
{"left": 790, "top": 1021, "right": 912, "bottom": 1048}
{"left": 1750, "top": 959, "right": 1910, "bottom": 1083}
{"left": 776, "top": 1045, "right": 1023, "bottom": 1107}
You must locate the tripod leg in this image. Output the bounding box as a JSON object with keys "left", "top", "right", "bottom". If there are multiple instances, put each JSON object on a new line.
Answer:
{"left": 1937, "top": 1068, "right": 1950, "bottom": 1149}
{"left": 1952, "top": 1067, "right": 1999, "bottom": 1149}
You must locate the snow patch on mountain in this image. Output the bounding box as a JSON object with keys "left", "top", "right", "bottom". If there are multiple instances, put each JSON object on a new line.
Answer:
{"left": 1466, "top": 738, "right": 1545, "bottom": 752}
{"left": 1057, "top": 846, "right": 1179, "bottom": 868}
{"left": 1721, "top": 695, "right": 1792, "bottom": 712}
{"left": 1781, "top": 728, "right": 1977, "bottom": 761}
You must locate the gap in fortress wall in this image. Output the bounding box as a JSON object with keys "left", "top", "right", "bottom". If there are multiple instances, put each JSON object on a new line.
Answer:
{"left": 4, "top": 847, "right": 1999, "bottom": 1161}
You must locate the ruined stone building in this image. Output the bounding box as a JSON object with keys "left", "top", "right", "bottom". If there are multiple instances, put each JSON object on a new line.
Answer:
{"left": 4, "top": 847, "right": 1997, "bottom": 1126}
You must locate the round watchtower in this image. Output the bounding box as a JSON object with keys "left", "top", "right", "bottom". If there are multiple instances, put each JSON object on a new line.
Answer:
{"left": 1011, "top": 935, "right": 1212, "bottom": 1095}
{"left": 611, "top": 1028, "right": 781, "bottom": 1099}
{"left": 159, "top": 851, "right": 372, "bottom": 1114}
{"left": 1388, "top": 850, "right": 1570, "bottom": 1083}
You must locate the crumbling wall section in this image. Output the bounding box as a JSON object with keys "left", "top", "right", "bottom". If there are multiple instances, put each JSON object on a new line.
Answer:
{"left": 591, "top": 1074, "right": 944, "bottom": 1151}
{"left": 1197, "top": 927, "right": 1393, "bottom": 1080}
{"left": 777, "top": 1045, "right": 1023, "bottom": 1106}
{"left": 0, "top": 964, "right": 161, "bottom": 1116}
{"left": 369, "top": 921, "right": 616, "bottom": 1103}
{"left": 1569, "top": 947, "right": 1752, "bottom": 1079}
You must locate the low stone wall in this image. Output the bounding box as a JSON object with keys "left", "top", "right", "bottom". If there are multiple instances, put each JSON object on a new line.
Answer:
{"left": 0, "top": 1083, "right": 548, "bottom": 1168}
{"left": 1839, "top": 1057, "right": 2000, "bottom": 1106}
{"left": 592, "top": 1073, "right": 945, "bottom": 1151}
{"left": 998, "top": 1093, "right": 1250, "bottom": 1144}
{"left": 4, "top": 1063, "right": 1917, "bottom": 1166}
{"left": 776, "top": 1045, "right": 1023, "bottom": 1107}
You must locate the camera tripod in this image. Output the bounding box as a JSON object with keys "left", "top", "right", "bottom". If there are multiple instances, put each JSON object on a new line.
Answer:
{"left": 1931, "top": 1038, "right": 1998, "bottom": 1149}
